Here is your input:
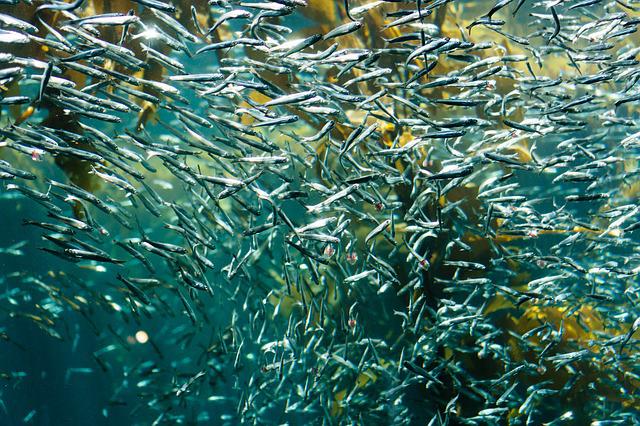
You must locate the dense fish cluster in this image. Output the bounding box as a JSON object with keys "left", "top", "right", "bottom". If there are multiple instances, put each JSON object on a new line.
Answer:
{"left": 1, "top": 0, "right": 640, "bottom": 424}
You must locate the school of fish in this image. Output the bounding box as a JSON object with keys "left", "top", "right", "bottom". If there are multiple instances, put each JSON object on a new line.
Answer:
{"left": 1, "top": 0, "right": 640, "bottom": 424}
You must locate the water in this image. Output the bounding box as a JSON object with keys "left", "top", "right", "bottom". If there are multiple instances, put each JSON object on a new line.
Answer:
{"left": 1, "top": 0, "right": 640, "bottom": 424}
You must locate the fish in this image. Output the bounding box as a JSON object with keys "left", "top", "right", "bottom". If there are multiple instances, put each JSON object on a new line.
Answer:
{"left": 206, "top": 9, "right": 253, "bottom": 36}
{"left": 0, "top": 1, "right": 637, "bottom": 424}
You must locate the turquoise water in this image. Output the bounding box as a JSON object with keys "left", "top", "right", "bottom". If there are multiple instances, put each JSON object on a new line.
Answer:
{"left": 1, "top": 0, "right": 640, "bottom": 425}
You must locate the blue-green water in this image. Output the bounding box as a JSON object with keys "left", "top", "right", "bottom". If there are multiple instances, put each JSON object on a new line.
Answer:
{"left": 1, "top": 0, "right": 640, "bottom": 425}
